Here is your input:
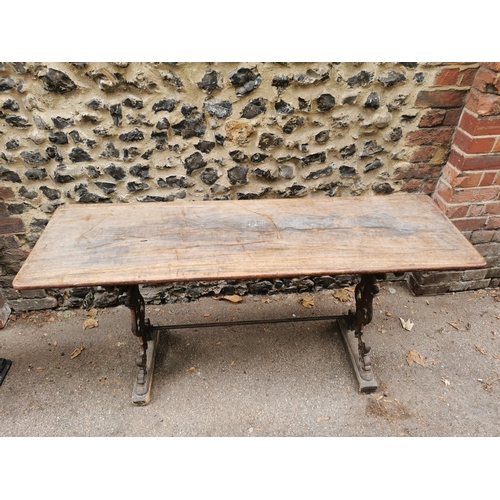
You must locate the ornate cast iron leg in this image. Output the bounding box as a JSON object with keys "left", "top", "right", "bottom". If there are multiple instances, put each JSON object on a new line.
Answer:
{"left": 125, "top": 285, "right": 159, "bottom": 405}
{"left": 338, "top": 274, "right": 383, "bottom": 393}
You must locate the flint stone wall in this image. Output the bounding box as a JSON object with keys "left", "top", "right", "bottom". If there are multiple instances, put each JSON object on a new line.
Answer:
{"left": 0, "top": 62, "right": 482, "bottom": 311}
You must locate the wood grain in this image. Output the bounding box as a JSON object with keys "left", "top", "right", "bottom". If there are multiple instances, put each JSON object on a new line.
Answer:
{"left": 13, "top": 194, "right": 486, "bottom": 290}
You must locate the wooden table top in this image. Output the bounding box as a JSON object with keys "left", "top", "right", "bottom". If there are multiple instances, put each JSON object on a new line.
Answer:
{"left": 13, "top": 194, "right": 486, "bottom": 290}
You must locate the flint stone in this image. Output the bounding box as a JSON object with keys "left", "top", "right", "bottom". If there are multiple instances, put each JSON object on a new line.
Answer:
{"left": 104, "top": 163, "right": 126, "bottom": 180}
{"left": 197, "top": 71, "right": 221, "bottom": 93}
{"left": 30, "top": 218, "right": 49, "bottom": 232}
{"left": 252, "top": 168, "right": 277, "bottom": 181}
{"left": 86, "top": 98, "right": 107, "bottom": 110}
{"left": 110, "top": 103, "right": 122, "bottom": 126}
{"left": 100, "top": 142, "right": 120, "bottom": 158}
{"left": 277, "top": 183, "right": 307, "bottom": 198}
{"left": 228, "top": 68, "right": 262, "bottom": 96}
{"left": 0, "top": 77, "right": 16, "bottom": 91}
{"left": 347, "top": 71, "right": 374, "bottom": 88}
{"left": 152, "top": 99, "right": 178, "bottom": 113}
{"left": 69, "top": 147, "right": 92, "bottom": 162}
{"left": 141, "top": 149, "right": 154, "bottom": 160}
{"left": 203, "top": 98, "right": 233, "bottom": 118}
{"left": 339, "top": 165, "right": 357, "bottom": 177}
{"left": 364, "top": 91, "right": 380, "bottom": 109}
{"left": 228, "top": 165, "right": 249, "bottom": 185}
{"left": 75, "top": 184, "right": 110, "bottom": 203}
{"left": 129, "top": 163, "right": 150, "bottom": 179}
{"left": 184, "top": 152, "right": 207, "bottom": 175}
{"left": 258, "top": 133, "right": 283, "bottom": 151}
{"left": 119, "top": 128, "right": 144, "bottom": 142}
{"left": 298, "top": 98, "right": 310, "bottom": 111}
{"left": 360, "top": 140, "right": 384, "bottom": 157}
{"left": 390, "top": 127, "right": 402, "bottom": 142}
{"left": 52, "top": 116, "right": 74, "bottom": 129}
{"left": 316, "top": 93, "right": 335, "bottom": 112}
{"left": 156, "top": 117, "right": 170, "bottom": 130}
{"left": 33, "top": 115, "right": 53, "bottom": 130}
{"left": 279, "top": 165, "right": 294, "bottom": 179}
{"left": 20, "top": 150, "right": 48, "bottom": 165}
{"left": 86, "top": 166, "right": 101, "bottom": 178}
{"left": 6, "top": 139, "right": 20, "bottom": 150}
{"left": 199, "top": 168, "right": 219, "bottom": 185}
{"left": 414, "top": 72, "right": 425, "bottom": 83}
{"left": 49, "top": 131, "right": 68, "bottom": 145}
{"left": 283, "top": 116, "right": 305, "bottom": 134}
{"left": 2, "top": 99, "right": 19, "bottom": 111}
{"left": 364, "top": 158, "right": 383, "bottom": 172}
{"left": 372, "top": 182, "right": 394, "bottom": 194}
{"left": 122, "top": 97, "right": 143, "bottom": 109}
{"left": 315, "top": 130, "right": 330, "bottom": 144}
{"left": 39, "top": 68, "right": 77, "bottom": 93}
{"left": 127, "top": 181, "right": 149, "bottom": 193}
{"left": 172, "top": 114, "right": 206, "bottom": 139}
{"left": 241, "top": 98, "right": 266, "bottom": 119}
{"left": 94, "top": 181, "right": 116, "bottom": 194}
{"left": 123, "top": 146, "right": 140, "bottom": 161}
{"left": 229, "top": 150, "right": 248, "bottom": 163}
{"left": 158, "top": 176, "right": 192, "bottom": 188}
{"left": 275, "top": 99, "right": 294, "bottom": 114}
{"left": 215, "top": 133, "right": 225, "bottom": 145}
{"left": 5, "top": 115, "right": 30, "bottom": 128}
{"left": 378, "top": 70, "right": 406, "bottom": 87}
{"left": 299, "top": 152, "right": 326, "bottom": 165}
{"left": 45, "top": 146, "right": 63, "bottom": 161}
{"left": 18, "top": 186, "right": 37, "bottom": 199}
{"left": 195, "top": 141, "right": 215, "bottom": 153}
{"left": 181, "top": 104, "right": 195, "bottom": 117}
{"left": 271, "top": 75, "right": 290, "bottom": 92}
{"left": 40, "top": 185, "right": 61, "bottom": 200}
{"left": 54, "top": 169, "right": 75, "bottom": 183}
{"left": 251, "top": 153, "right": 268, "bottom": 163}
{"left": 237, "top": 192, "right": 261, "bottom": 200}
{"left": 305, "top": 165, "right": 333, "bottom": 180}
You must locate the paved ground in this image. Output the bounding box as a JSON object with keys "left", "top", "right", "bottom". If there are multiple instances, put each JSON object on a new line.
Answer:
{"left": 0, "top": 280, "right": 499, "bottom": 437}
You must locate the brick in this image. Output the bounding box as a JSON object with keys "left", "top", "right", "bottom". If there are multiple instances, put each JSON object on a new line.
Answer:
{"left": 419, "top": 109, "right": 446, "bottom": 127}
{"left": 451, "top": 187, "right": 499, "bottom": 204}
{"left": 430, "top": 147, "right": 449, "bottom": 165}
{"left": 448, "top": 148, "right": 500, "bottom": 171}
{"left": 492, "top": 138, "right": 500, "bottom": 153}
{"left": 0, "top": 187, "right": 15, "bottom": 200}
{"left": 474, "top": 242, "right": 500, "bottom": 257}
{"left": 9, "top": 297, "right": 58, "bottom": 313}
{"left": 453, "top": 129, "right": 496, "bottom": 154}
{"left": 484, "top": 201, "right": 500, "bottom": 214}
{"left": 423, "top": 179, "right": 438, "bottom": 195}
{"left": 452, "top": 217, "right": 488, "bottom": 231}
{"left": 405, "top": 127, "right": 454, "bottom": 146}
{"left": 435, "top": 179, "right": 454, "bottom": 203}
{"left": 440, "top": 163, "right": 460, "bottom": 185}
{"left": 443, "top": 108, "right": 462, "bottom": 126}
{"left": 481, "top": 62, "right": 500, "bottom": 73}
{"left": 467, "top": 204, "right": 485, "bottom": 217}
{"left": 459, "top": 68, "right": 479, "bottom": 87}
{"left": 410, "top": 146, "right": 435, "bottom": 162}
{"left": 466, "top": 88, "right": 500, "bottom": 116}
{"left": 0, "top": 217, "right": 25, "bottom": 235}
{"left": 462, "top": 268, "right": 488, "bottom": 281}
{"left": 480, "top": 171, "right": 497, "bottom": 186}
{"left": 473, "top": 66, "right": 500, "bottom": 94}
{"left": 459, "top": 110, "right": 500, "bottom": 135}
{"left": 486, "top": 216, "right": 500, "bottom": 229}
{"left": 401, "top": 179, "right": 424, "bottom": 193}
{"left": 409, "top": 270, "right": 463, "bottom": 286}
{"left": 415, "top": 89, "right": 468, "bottom": 108}
{"left": 470, "top": 230, "right": 495, "bottom": 243}
{"left": 444, "top": 204, "right": 469, "bottom": 219}
{"left": 450, "top": 172, "right": 482, "bottom": 188}
{"left": 449, "top": 279, "right": 491, "bottom": 292}
{"left": 434, "top": 68, "right": 459, "bottom": 86}
{"left": 486, "top": 267, "right": 500, "bottom": 279}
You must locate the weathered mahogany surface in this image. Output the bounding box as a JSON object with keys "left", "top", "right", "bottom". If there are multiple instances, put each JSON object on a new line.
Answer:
{"left": 13, "top": 194, "right": 486, "bottom": 290}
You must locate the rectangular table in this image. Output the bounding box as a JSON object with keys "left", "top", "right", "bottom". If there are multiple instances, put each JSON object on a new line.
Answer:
{"left": 13, "top": 193, "right": 486, "bottom": 404}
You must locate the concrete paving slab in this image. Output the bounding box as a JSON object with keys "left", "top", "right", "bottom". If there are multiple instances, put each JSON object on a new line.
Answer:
{"left": 0, "top": 281, "right": 499, "bottom": 436}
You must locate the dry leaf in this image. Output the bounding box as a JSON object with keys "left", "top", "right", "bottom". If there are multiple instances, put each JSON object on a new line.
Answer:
{"left": 332, "top": 289, "right": 349, "bottom": 302}
{"left": 83, "top": 317, "right": 98, "bottom": 330}
{"left": 299, "top": 297, "right": 314, "bottom": 308}
{"left": 36, "top": 366, "right": 46, "bottom": 371}
{"left": 203, "top": 313, "right": 211, "bottom": 317}
{"left": 400, "top": 318, "right": 414, "bottom": 331}
{"left": 186, "top": 366, "right": 195, "bottom": 372}
{"left": 442, "top": 377, "right": 451, "bottom": 386}
{"left": 406, "top": 349, "right": 425, "bottom": 366}
{"left": 475, "top": 345, "right": 487, "bottom": 355}
{"left": 385, "top": 312, "right": 392, "bottom": 317}
{"left": 221, "top": 295, "right": 242, "bottom": 303}
{"left": 448, "top": 322, "right": 459, "bottom": 330}
{"left": 493, "top": 354, "right": 499, "bottom": 360}
{"left": 86, "top": 308, "right": 98, "bottom": 318}
{"left": 230, "top": 359, "right": 236, "bottom": 366}
{"left": 70, "top": 346, "right": 84, "bottom": 359}
{"left": 317, "top": 416, "right": 330, "bottom": 422}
